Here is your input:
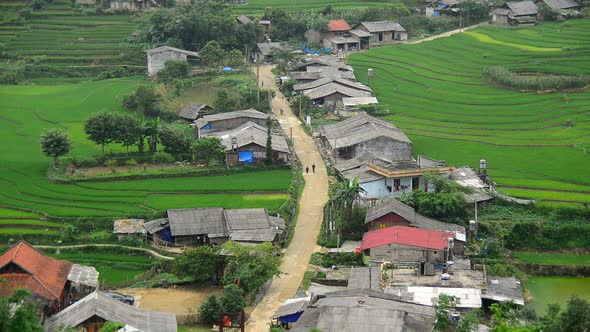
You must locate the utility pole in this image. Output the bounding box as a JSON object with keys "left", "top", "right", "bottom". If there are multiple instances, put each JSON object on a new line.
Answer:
{"left": 256, "top": 56, "right": 260, "bottom": 110}
{"left": 267, "top": 89, "right": 272, "bottom": 115}
{"left": 246, "top": 45, "right": 252, "bottom": 95}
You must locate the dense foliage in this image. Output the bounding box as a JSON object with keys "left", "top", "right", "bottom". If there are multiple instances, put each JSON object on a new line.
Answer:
{"left": 157, "top": 61, "right": 191, "bottom": 85}
{"left": 158, "top": 124, "right": 193, "bottom": 154}
{"left": 122, "top": 86, "right": 163, "bottom": 118}
{"left": 41, "top": 129, "right": 71, "bottom": 168}
{"left": 221, "top": 241, "right": 281, "bottom": 294}
{"left": 483, "top": 66, "right": 590, "bottom": 91}
{"left": 172, "top": 246, "right": 221, "bottom": 282}
{"left": 192, "top": 137, "right": 226, "bottom": 165}
{"left": 0, "top": 288, "right": 43, "bottom": 332}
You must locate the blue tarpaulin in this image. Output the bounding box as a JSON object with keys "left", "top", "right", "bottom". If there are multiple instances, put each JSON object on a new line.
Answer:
{"left": 163, "top": 229, "right": 173, "bottom": 243}
{"left": 434, "top": 10, "right": 441, "bottom": 15}
{"left": 278, "top": 312, "right": 304, "bottom": 323}
{"left": 222, "top": 67, "right": 233, "bottom": 71}
{"left": 202, "top": 123, "right": 212, "bottom": 130}
{"left": 238, "top": 151, "right": 254, "bottom": 164}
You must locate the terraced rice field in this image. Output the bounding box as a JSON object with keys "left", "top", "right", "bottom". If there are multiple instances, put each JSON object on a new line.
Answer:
{"left": 0, "top": 0, "right": 138, "bottom": 70}
{"left": 349, "top": 20, "right": 590, "bottom": 206}
{"left": 0, "top": 78, "right": 292, "bottom": 227}
{"left": 233, "top": 0, "right": 396, "bottom": 14}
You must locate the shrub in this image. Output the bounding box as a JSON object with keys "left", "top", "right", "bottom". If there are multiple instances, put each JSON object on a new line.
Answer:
{"left": 75, "top": 157, "right": 100, "bottom": 168}
{"left": 152, "top": 152, "right": 175, "bottom": 164}
{"left": 199, "top": 295, "right": 222, "bottom": 325}
{"left": 315, "top": 271, "right": 327, "bottom": 279}
{"left": 482, "top": 66, "right": 590, "bottom": 90}
{"left": 157, "top": 61, "right": 190, "bottom": 85}
{"left": 124, "top": 159, "right": 138, "bottom": 168}
{"left": 221, "top": 284, "right": 246, "bottom": 314}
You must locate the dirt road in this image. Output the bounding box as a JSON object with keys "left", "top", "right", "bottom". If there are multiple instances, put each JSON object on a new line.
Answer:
{"left": 409, "top": 22, "right": 487, "bottom": 44}
{"left": 245, "top": 65, "right": 329, "bottom": 331}
{"left": 34, "top": 243, "right": 174, "bottom": 260}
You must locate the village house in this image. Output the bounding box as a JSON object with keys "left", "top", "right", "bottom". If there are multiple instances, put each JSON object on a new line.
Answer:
{"left": 481, "top": 276, "right": 525, "bottom": 306}
{"left": 291, "top": 289, "right": 436, "bottom": 331}
{"left": 43, "top": 291, "right": 177, "bottom": 332}
{"left": 194, "top": 109, "right": 269, "bottom": 137}
{"left": 147, "top": 46, "right": 198, "bottom": 77}
{"left": 320, "top": 114, "right": 412, "bottom": 161}
{"left": 450, "top": 166, "right": 494, "bottom": 204}
{"left": 492, "top": 1, "right": 539, "bottom": 25}
{"left": 259, "top": 19, "right": 272, "bottom": 33}
{"left": 304, "top": 82, "right": 372, "bottom": 106}
{"left": 272, "top": 297, "right": 310, "bottom": 328}
{"left": 203, "top": 121, "right": 290, "bottom": 165}
{"left": 293, "top": 77, "right": 371, "bottom": 94}
{"left": 291, "top": 56, "right": 353, "bottom": 73}
{"left": 236, "top": 14, "right": 253, "bottom": 24}
{"left": 0, "top": 241, "right": 98, "bottom": 320}
{"left": 426, "top": 0, "right": 463, "bottom": 16}
{"left": 355, "top": 21, "right": 408, "bottom": 44}
{"left": 340, "top": 96, "right": 379, "bottom": 110}
{"left": 386, "top": 286, "right": 482, "bottom": 309}
{"left": 361, "top": 226, "right": 455, "bottom": 269}
{"left": 113, "top": 219, "right": 146, "bottom": 241}
{"left": 537, "top": 0, "right": 580, "bottom": 11}
{"left": 256, "top": 42, "right": 289, "bottom": 61}
{"left": 365, "top": 198, "right": 466, "bottom": 234}
{"left": 178, "top": 103, "right": 214, "bottom": 122}
{"left": 147, "top": 207, "right": 285, "bottom": 247}
{"left": 143, "top": 218, "right": 171, "bottom": 246}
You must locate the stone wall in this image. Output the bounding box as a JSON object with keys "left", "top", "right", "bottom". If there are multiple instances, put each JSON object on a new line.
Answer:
{"left": 147, "top": 50, "right": 187, "bottom": 77}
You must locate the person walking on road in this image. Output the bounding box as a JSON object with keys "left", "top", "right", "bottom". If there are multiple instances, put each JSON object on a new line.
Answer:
{"left": 312, "top": 163, "right": 316, "bottom": 173}
{"left": 305, "top": 166, "right": 309, "bottom": 174}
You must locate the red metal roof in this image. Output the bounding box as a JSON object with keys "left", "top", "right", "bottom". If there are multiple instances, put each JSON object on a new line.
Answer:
{"left": 0, "top": 241, "right": 72, "bottom": 300}
{"left": 327, "top": 19, "right": 351, "bottom": 32}
{"left": 361, "top": 226, "right": 451, "bottom": 251}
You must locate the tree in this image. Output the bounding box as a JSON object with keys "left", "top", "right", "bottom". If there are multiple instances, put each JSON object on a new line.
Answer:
{"left": 269, "top": 48, "right": 301, "bottom": 73}
{"left": 199, "top": 295, "right": 222, "bottom": 325}
{"left": 84, "top": 112, "right": 117, "bottom": 154}
{"left": 457, "top": 1, "right": 489, "bottom": 24}
{"left": 135, "top": 86, "right": 162, "bottom": 117}
{"left": 143, "top": 117, "right": 160, "bottom": 153}
{"left": 265, "top": 117, "right": 273, "bottom": 165}
{"left": 0, "top": 287, "right": 43, "bottom": 332}
{"left": 434, "top": 294, "right": 459, "bottom": 331}
{"left": 158, "top": 124, "right": 192, "bottom": 154}
{"left": 214, "top": 90, "right": 237, "bottom": 113}
{"left": 157, "top": 60, "right": 191, "bottom": 85}
{"left": 114, "top": 114, "right": 141, "bottom": 153}
{"left": 220, "top": 284, "right": 246, "bottom": 314}
{"left": 199, "top": 41, "right": 225, "bottom": 68}
{"left": 40, "top": 128, "right": 71, "bottom": 168}
{"left": 221, "top": 241, "right": 281, "bottom": 294}
{"left": 456, "top": 309, "right": 481, "bottom": 332}
{"left": 192, "top": 137, "right": 226, "bottom": 164}
{"left": 172, "top": 246, "right": 220, "bottom": 281}
{"left": 544, "top": 296, "right": 590, "bottom": 332}
{"left": 223, "top": 49, "right": 244, "bottom": 68}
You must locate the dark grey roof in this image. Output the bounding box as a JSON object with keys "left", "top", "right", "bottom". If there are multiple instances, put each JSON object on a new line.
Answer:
{"left": 304, "top": 82, "right": 372, "bottom": 100}
{"left": 492, "top": 7, "right": 511, "bottom": 14}
{"left": 167, "top": 208, "right": 226, "bottom": 237}
{"left": 359, "top": 21, "right": 406, "bottom": 33}
{"left": 257, "top": 42, "right": 285, "bottom": 56}
{"left": 230, "top": 228, "right": 279, "bottom": 243}
{"left": 505, "top": 1, "right": 538, "bottom": 15}
{"left": 349, "top": 29, "right": 372, "bottom": 38}
{"left": 179, "top": 103, "right": 211, "bottom": 121}
{"left": 292, "top": 289, "right": 435, "bottom": 332}
{"left": 272, "top": 297, "right": 309, "bottom": 319}
{"left": 340, "top": 166, "right": 384, "bottom": 184}
{"left": 225, "top": 208, "right": 271, "bottom": 231}
{"left": 67, "top": 264, "right": 99, "bottom": 288}
{"left": 292, "top": 56, "right": 352, "bottom": 71}
{"left": 44, "top": 292, "right": 177, "bottom": 332}
{"left": 204, "top": 121, "right": 290, "bottom": 153}
{"left": 294, "top": 77, "right": 371, "bottom": 93}
{"left": 147, "top": 46, "right": 198, "bottom": 57}
{"left": 320, "top": 114, "right": 411, "bottom": 149}
{"left": 113, "top": 219, "right": 146, "bottom": 234}
{"left": 143, "top": 218, "right": 169, "bottom": 234}
{"left": 236, "top": 14, "right": 253, "bottom": 24}
{"left": 541, "top": 0, "right": 579, "bottom": 9}
{"left": 347, "top": 267, "right": 381, "bottom": 290}
{"left": 195, "top": 109, "right": 267, "bottom": 129}
{"left": 289, "top": 70, "right": 356, "bottom": 82}
{"left": 482, "top": 277, "right": 525, "bottom": 305}
{"left": 365, "top": 199, "right": 465, "bottom": 233}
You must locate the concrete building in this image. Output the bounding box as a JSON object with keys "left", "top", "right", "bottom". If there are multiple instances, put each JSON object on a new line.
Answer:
{"left": 147, "top": 46, "right": 198, "bottom": 77}
{"left": 194, "top": 109, "right": 268, "bottom": 136}
{"left": 320, "top": 114, "right": 412, "bottom": 161}
{"left": 361, "top": 226, "right": 454, "bottom": 267}
{"left": 204, "top": 121, "right": 290, "bottom": 165}
{"left": 356, "top": 21, "right": 408, "bottom": 44}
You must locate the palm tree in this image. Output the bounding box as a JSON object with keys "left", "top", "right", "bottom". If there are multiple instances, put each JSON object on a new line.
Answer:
{"left": 143, "top": 117, "right": 160, "bottom": 153}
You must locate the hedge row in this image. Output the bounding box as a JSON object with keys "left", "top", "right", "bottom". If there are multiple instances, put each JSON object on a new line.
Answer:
{"left": 482, "top": 66, "right": 590, "bottom": 91}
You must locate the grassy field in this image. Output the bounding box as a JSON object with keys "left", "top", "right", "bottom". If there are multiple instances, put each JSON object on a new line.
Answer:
{"left": 47, "top": 251, "right": 154, "bottom": 287}
{"left": 514, "top": 252, "right": 590, "bottom": 266}
{"left": 232, "top": 0, "right": 396, "bottom": 14}
{"left": 526, "top": 276, "right": 590, "bottom": 314}
{"left": 0, "top": 78, "right": 291, "bottom": 225}
{"left": 349, "top": 20, "right": 590, "bottom": 206}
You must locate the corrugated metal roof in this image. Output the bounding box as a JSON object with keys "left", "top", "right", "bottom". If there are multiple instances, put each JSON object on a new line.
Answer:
{"left": 349, "top": 29, "right": 372, "bottom": 38}
{"left": 195, "top": 109, "right": 267, "bottom": 129}
{"left": 44, "top": 292, "right": 177, "bottom": 332}
{"left": 342, "top": 97, "right": 378, "bottom": 106}
{"left": 505, "top": 1, "right": 538, "bottom": 15}
{"left": 327, "top": 36, "right": 361, "bottom": 44}
{"left": 361, "top": 226, "right": 452, "bottom": 251}
{"left": 320, "top": 114, "right": 411, "bottom": 149}
{"left": 142, "top": 218, "right": 169, "bottom": 234}
{"left": 294, "top": 78, "right": 371, "bottom": 93}
{"left": 147, "top": 46, "right": 198, "bottom": 57}
{"left": 272, "top": 297, "right": 309, "bottom": 319}
{"left": 359, "top": 21, "right": 406, "bottom": 33}
{"left": 225, "top": 208, "right": 270, "bottom": 231}
{"left": 236, "top": 14, "right": 252, "bottom": 24}
{"left": 167, "top": 208, "right": 226, "bottom": 237}
{"left": 68, "top": 264, "right": 99, "bottom": 288}
{"left": 542, "top": 0, "right": 579, "bottom": 9}
{"left": 179, "top": 103, "right": 211, "bottom": 120}
{"left": 257, "top": 42, "right": 285, "bottom": 56}
{"left": 204, "top": 121, "right": 290, "bottom": 153}
{"left": 230, "top": 228, "right": 278, "bottom": 243}
{"left": 304, "top": 82, "right": 372, "bottom": 100}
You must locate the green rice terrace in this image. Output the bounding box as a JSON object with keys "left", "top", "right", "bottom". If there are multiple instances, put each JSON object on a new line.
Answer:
{"left": 349, "top": 20, "right": 590, "bottom": 207}
{"left": 0, "top": 0, "right": 139, "bottom": 74}
{"left": 0, "top": 77, "right": 291, "bottom": 239}
{"left": 232, "top": 0, "right": 397, "bottom": 14}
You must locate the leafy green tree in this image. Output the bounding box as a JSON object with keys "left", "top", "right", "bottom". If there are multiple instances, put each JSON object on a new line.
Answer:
{"left": 143, "top": 117, "right": 160, "bottom": 153}
{"left": 199, "top": 41, "right": 225, "bottom": 68}
{"left": 544, "top": 296, "right": 590, "bottom": 332}
{"left": 172, "top": 246, "right": 220, "bottom": 282}
{"left": 135, "top": 86, "right": 162, "bottom": 118}
{"left": 269, "top": 48, "right": 301, "bottom": 73}
{"left": 456, "top": 309, "right": 481, "bottom": 332}
{"left": 158, "top": 124, "right": 193, "bottom": 154}
{"left": 199, "top": 294, "right": 222, "bottom": 325}
{"left": 222, "top": 241, "right": 281, "bottom": 294}
{"left": 40, "top": 128, "right": 71, "bottom": 168}
{"left": 84, "top": 112, "right": 117, "bottom": 154}
{"left": 457, "top": 1, "right": 489, "bottom": 24}
{"left": 220, "top": 284, "right": 246, "bottom": 313}
{"left": 224, "top": 49, "right": 244, "bottom": 68}
{"left": 401, "top": 173, "right": 467, "bottom": 221}
{"left": 0, "top": 287, "right": 43, "bottom": 332}
{"left": 192, "top": 137, "right": 226, "bottom": 164}
{"left": 214, "top": 90, "right": 237, "bottom": 113}
{"left": 114, "top": 114, "right": 141, "bottom": 153}
{"left": 265, "top": 117, "right": 273, "bottom": 165}
{"left": 434, "top": 294, "right": 459, "bottom": 331}
{"left": 157, "top": 60, "right": 191, "bottom": 85}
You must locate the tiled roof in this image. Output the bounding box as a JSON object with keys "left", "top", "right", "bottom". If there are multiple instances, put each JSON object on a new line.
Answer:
{"left": 361, "top": 226, "right": 452, "bottom": 251}
{"left": 0, "top": 241, "right": 72, "bottom": 300}
{"left": 327, "top": 19, "right": 351, "bottom": 32}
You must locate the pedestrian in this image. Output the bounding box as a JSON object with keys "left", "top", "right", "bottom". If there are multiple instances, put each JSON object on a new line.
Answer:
{"left": 262, "top": 81, "right": 264, "bottom": 87}
{"left": 305, "top": 166, "right": 309, "bottom": 174}
{"left": 280, "top": 108, "right": 284, "bottom": 115}
{"left": 312, "top": 163, "right": 316, "bottom": 173}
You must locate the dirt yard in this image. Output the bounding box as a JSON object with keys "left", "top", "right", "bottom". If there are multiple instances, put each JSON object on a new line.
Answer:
{"left": 117, "top": 284, "right": 223, "bottom": 315}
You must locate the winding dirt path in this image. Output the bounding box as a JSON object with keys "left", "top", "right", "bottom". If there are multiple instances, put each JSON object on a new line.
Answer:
{"left": 34, "top": 243, "right": 175, "bottom": 260}
{"left": 408, "top": 22, "right": 488, "bottom": 44}
{"left": 245, "top": 65, "right": 329, "bottom": 331}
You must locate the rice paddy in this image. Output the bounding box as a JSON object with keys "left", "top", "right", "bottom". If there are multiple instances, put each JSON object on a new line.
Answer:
{"left": 232, "top": 0, "right": 397, "bottom": 14}
{"left": 349, "top": 20, "right": 590, "bottom": 206}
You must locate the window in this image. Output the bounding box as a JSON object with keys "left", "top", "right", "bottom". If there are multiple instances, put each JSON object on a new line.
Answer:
{"left": 424, "top": 180, "right": 429, "bottom": 192}
{"left": 433, "top": 251, "right": 438, "bottom": 254}
{"left": 380, "top": 223, "right": 387, "bottom": 229}
{"left": 394, "top": 179, "right": 401, "bottom": 191}
{"left": 378, "top": 32, "right": 383, "bottom": 42}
